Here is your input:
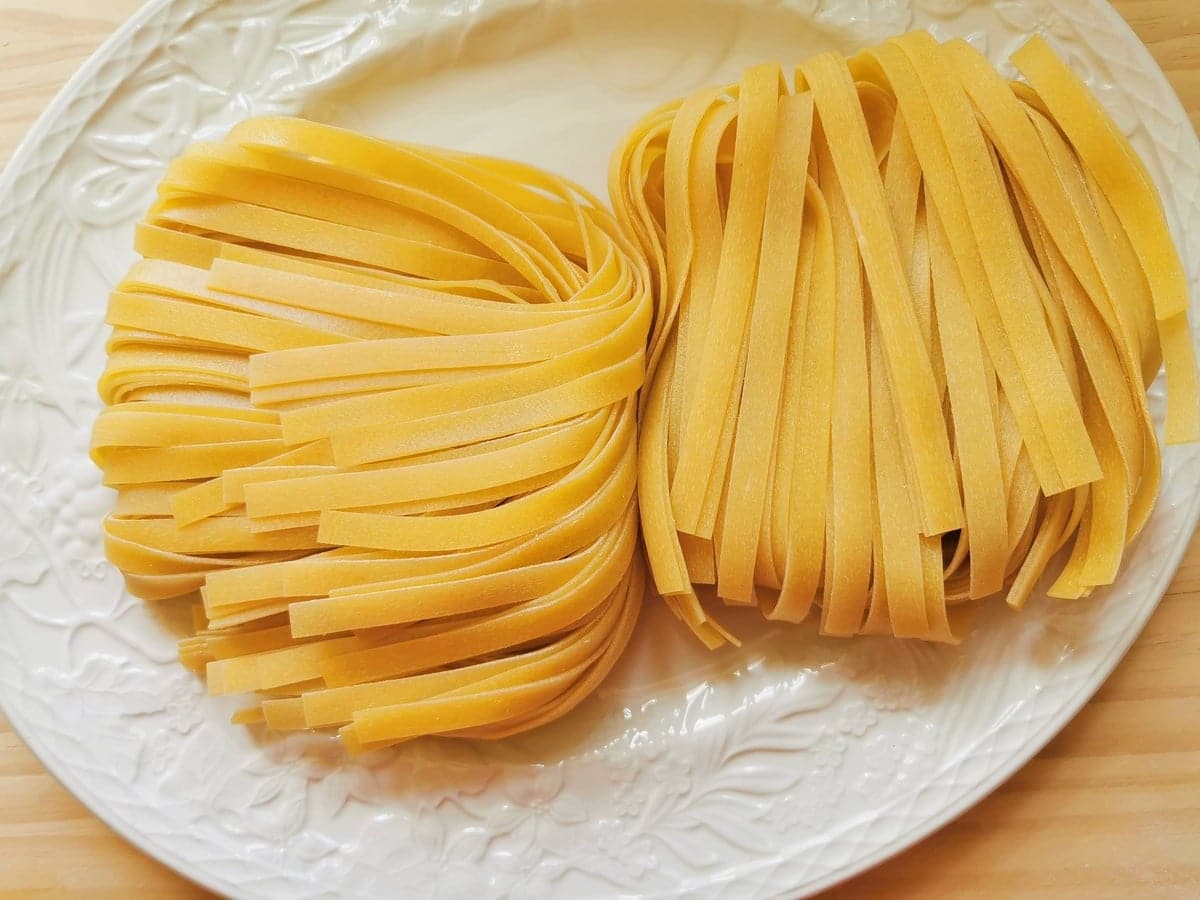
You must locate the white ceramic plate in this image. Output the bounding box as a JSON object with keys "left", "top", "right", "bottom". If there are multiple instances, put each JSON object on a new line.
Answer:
{"left": 1, "top": 1, "right": 1197, "bottom": 897}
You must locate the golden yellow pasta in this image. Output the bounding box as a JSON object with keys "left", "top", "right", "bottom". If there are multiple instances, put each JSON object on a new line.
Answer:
{"left": 94, "top": 117, "right": 650, "bottom": 750}
{"left": 611, "top": 32, "right": 1198, "bottom": 644}
{"left": 97, "top": 29, "right": 1200, "bottom": 754}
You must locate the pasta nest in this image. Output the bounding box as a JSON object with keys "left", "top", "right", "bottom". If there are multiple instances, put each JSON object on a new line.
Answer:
{"left": 92, "top": 118, "right": 650, "bottom": 750}
{"left": 610, "top": 33, "right": 1197, "bottom": 645}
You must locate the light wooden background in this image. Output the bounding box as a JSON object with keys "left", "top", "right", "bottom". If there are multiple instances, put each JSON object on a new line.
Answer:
{"left": 0, "top": 1, "right": 1197, "bottom": 897}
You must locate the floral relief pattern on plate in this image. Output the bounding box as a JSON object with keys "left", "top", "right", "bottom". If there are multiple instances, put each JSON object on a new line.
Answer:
{"left": 0, "top": 1, "right": 1198, "bottom": 898}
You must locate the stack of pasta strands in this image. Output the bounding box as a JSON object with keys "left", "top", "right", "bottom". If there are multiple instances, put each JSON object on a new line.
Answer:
{"left": 92, "top": 117, "right": 651, "bottom": 751}
{"left": 611, "top": 32, "right": 1199, "bottom": 645}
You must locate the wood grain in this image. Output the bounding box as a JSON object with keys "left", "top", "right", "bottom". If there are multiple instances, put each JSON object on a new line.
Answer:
{"left": 0, "top": 1, "right": 1198, "bottom": 897}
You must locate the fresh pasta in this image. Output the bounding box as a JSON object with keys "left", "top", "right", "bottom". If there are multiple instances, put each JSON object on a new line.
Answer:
{"left": 94, "top": 117, "right": 650, "bottom": 750}
{"left": 94, "top": 31, "right": 1199, "bottom": 752}
{"left": 610, "top": 33, "right": 1198, "bottom": 644}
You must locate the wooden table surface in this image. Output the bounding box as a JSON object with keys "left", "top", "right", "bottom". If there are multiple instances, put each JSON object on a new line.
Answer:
{"left": 1, "top": 1, "right": 1198, "bottom": 897}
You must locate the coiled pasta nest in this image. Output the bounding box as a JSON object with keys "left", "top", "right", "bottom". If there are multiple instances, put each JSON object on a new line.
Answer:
{"left": 610, "top": 33, "right": 1197, "bottom": 645}
{"left": 93, "top": 118, "right": 651, "bottom": 750}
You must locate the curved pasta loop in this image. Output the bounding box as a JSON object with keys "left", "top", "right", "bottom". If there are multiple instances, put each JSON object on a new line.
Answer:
{"left": 94, "top": 117, "right": 650, "bottom": 749}
{"left": 611, "top": 33, "right": 1197, "bottom": 644}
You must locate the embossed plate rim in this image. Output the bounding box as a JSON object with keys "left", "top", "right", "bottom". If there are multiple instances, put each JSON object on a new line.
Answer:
{"left": 0, "top": 1, "right": 1197, "bottom": 899}
{"left": 0, "top": 4, "right": 260, "bottom": 895}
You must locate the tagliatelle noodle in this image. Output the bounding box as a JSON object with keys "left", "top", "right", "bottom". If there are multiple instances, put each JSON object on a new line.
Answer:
{"left": 669, "top": 64, "right": 781, "bottom": 538}
{"left": 93, "top": 117, "right": 651, "bottom": 747}
{"left": 811, "top": 104, "right": 876, "bottom": 637}
{"left": 335, "top": 565, "right": 643, "bottom": 750}
{"left": 318, "top": 506, "right": 639, "bottom": 686}
{"left": 770, "top": 179, "right": 836, "bottom": 623}
{"left": 716, "top": 92, "right": 814, "bottom": 606}
{"left": 758, "top": 176, "right": 819, "bottom": 594}
{"left": 866, "top": 35, "right": 1100, "bottom": 492}
{"left": 1011, "top": 37, "right": 1199, "bottom": 445}
{"left": 802, "top": 50, "right": 963, "bottom": 538}
{"left": 606, "top": 80, "right": 740, "bottom": 646}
